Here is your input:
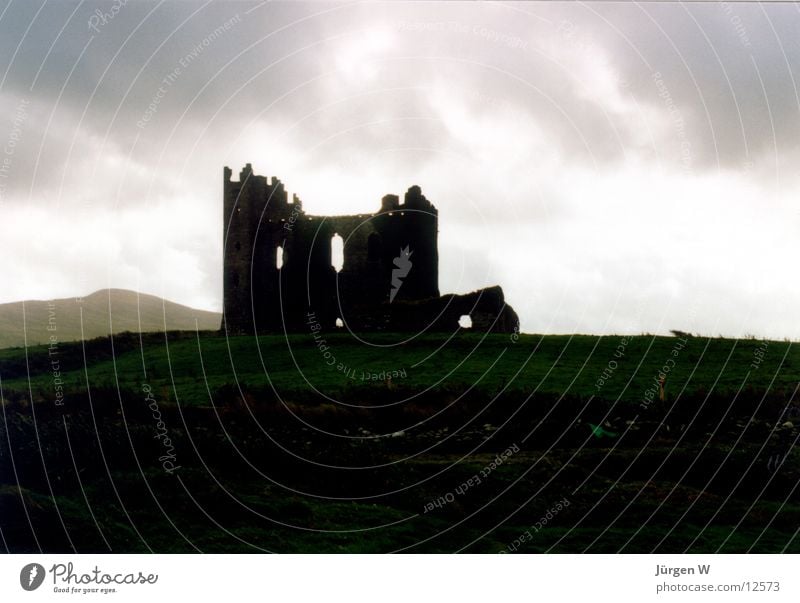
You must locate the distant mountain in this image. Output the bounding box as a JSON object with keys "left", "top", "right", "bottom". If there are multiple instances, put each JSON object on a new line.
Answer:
{"left": 0, "top": 289, "right": 221, "bottom": 349}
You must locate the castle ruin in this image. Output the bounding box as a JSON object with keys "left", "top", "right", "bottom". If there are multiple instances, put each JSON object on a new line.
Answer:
{"left": 222, "top": 164, "right": 519, "bottom": 334}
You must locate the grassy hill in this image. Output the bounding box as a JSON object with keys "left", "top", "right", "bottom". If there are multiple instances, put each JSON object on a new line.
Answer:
{"left": 1, "top": 330, "right": 796, "bottom": 408}
{"left": 0, "top": 289, "right": 221, "bottom": 349}
{"left": 1, "top": 330, "right": 798, "bottom": 553}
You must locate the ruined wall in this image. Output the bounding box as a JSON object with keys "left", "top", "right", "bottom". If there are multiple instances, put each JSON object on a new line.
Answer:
{"left": 222, "top": 165, "right": 517, "bottom": 335}
{"left": 223, "top": 163, "right": 301, "bottom": 333}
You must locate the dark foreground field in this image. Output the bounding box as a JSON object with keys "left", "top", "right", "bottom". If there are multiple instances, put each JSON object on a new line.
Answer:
{"left": 1, "top": 331, "right": 798, "bottom": 552}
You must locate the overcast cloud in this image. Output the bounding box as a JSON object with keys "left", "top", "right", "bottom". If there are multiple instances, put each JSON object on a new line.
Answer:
{"left": 1, "top": 0, "right": 799, "bottom": 337}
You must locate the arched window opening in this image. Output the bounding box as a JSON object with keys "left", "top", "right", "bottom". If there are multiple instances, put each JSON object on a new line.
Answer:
{"left": 276, "top": 245, "right": 284, "bottom": 269}
{"left": 458, "top": 315, "right": 473, "bottom": 329}
{"left": 331, "top": 234, "right": 344, "bottom": 272}
{"left": 335, "top": 318, "right": 344, "bottom": 328}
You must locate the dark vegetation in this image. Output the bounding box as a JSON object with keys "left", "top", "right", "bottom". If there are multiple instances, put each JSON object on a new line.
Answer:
{"left": 1, "top": 331, "right": 798, "bottom": 553}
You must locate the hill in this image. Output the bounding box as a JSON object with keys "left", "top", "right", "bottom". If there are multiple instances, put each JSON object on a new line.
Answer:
{"left": 1, "top": 330, "right": 796, "bottom": 408}
{"left": 0, "top": 289, "right": 221, "bottom": 349}
{"left": 1, "top": 331, "right": 798, "bottom": 553}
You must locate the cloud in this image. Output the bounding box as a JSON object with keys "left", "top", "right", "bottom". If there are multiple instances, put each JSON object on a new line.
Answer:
{"left": 1, "top": 1, "right": 799, "bottom": 338}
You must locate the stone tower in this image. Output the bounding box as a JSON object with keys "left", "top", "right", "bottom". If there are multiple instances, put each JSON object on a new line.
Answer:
{"left": 222, "top": 165, "right": 518, "bottom": 334}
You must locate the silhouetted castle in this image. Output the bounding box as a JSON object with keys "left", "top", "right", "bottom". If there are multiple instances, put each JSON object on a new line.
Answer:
{"left": 223, "top": 164, "right": 519, "bottom": 334}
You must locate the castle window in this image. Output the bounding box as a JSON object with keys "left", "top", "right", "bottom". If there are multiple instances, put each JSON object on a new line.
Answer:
{"left": 331, "top": 234, "right": 344, "bottom": 272}
{"left": 458, "top": 315, "right": 472, "bottom": 329}
{"left": 276, "top": 245, "right": 284, "bottom": 269}
{"left": 335, "top": 318, "right": 344, "bottom": 328}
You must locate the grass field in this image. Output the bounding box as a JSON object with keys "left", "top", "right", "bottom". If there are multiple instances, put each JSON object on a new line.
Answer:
{"left": 1, "top": 331, "right": 798, "bottom": 553}
{"left": 2, "top": 331, "right": 797, "bottom": 406}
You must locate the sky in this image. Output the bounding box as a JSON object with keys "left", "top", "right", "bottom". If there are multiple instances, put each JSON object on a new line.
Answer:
{"left": 0, "top": 0, "right": 798, "bottom": 338}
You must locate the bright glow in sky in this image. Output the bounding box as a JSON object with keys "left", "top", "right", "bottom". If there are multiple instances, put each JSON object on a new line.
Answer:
{"left": 1, "top": 1, "right": 799, "bottom": 337}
